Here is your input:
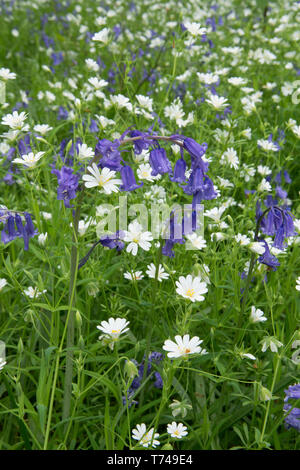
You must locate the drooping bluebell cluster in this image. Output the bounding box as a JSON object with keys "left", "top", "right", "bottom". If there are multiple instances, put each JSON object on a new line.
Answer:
{"left": 284, "top": 383, "right": 300, "bottom": 432}
{"left": 122, "top": 351, "right": 164, "bottom": 406}
{"left": 91, "top": 131, "right": 217, "bottom": 258}
{"left": 0, "top": 209, "right": 38, "bottom": 250}
{"left": 256, "top": 196, "right": 296, "bottom": 270}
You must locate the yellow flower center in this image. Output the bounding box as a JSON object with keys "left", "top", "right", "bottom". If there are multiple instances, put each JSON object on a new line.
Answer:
{"left": 185, "top": 288, "right": 195, "bottom": 298}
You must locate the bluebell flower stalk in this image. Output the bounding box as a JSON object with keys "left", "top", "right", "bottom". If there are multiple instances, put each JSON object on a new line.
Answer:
{"left": 236, "top": 204, "right": 295, "bottom": 343}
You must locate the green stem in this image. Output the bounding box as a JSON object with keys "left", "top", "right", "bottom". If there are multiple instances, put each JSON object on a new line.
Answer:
{"left": 139, "top": 245, "right": 162, "bottom": 407}
{"left": 62, "top": 192, "right": 83, "bottom": 428}
{"left": 259, "top": 355, "right": 280, "bottom": 448}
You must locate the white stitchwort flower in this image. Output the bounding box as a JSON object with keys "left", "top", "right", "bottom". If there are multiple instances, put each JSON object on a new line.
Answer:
{"left": 137, "top": 163, "right": 156, "bottom": 182}
{"left": 257, "top": 178, "right": 272, "bottom": 192}
{"left": 0, "top": 278, "right": 8, "bottom": 291}
{"left": 33, "top": 124, "right": 53, "bottom": 135}
{"left": 185, "top": 233, "right": 207, "bottom": 250}
{"left": 1, "top": 111, "right": 28, "bottom": 131}
{"left": 124, "top": 221, "right": 153, "bottom": 256}
{"left": 24, "top": 286, "right": 46, "bottom": 298}
{"left": 205, "top": 206, "right": 226, "bottom": 223}
{"left": 176, "top": 274, "right": 208, "bottom": 302}
{"left": 38, "top": 233, "right": 48, "bottom": 246}
{"left": 110, "top": 94, "right": 132, "bottom": 111}
{"left": 97, "top": 317, "right": 129, "bottom": 349}
{"left": 132, "top": 423, "right": 160, "bottom": 448}
{"left": 92, "top": 28, "right": 110, "bottom": 44}
{"left": 163, "top": 334, "right": 206, "bottom": 358}
{"left": 206, "top": 94, "right": 229, "bottom": 110}
{"left": 241, "top": 353, "right": 257, "bottom": 361}
{"left": 0, "top": 67, "right": 16, "bottom": 80}
{"left": 257, "top": 139, "right": 279, "bottom": 152}
{"left": 250, "top": 306, "right": 267, "bottom": 323}
{"left": 261, "top": 336, "right": 283, "bottom": 353}
{"left": 249, "top": 241, "right": 266, "bottom": 255}
{"left": 136, "top": 94, "right": 153, "bottom": 112}
{"left": 184, "top": 22, "right": 207, "bottom": 37}
{"left": 169, "top": 399, "right": 192, "bottom": 418}
{"left": 0, "top": 359, "right": 6, "bottom": 371}
{"left": 296, "top": 276, "right": 300, "bottom": 291}
{"left": 77, "top": 143, "right": 95, "bottom": 160}
{"left": 167, "top": 422, "right": 188, "bottom": 439}
{"left": 221, "top": 147, "right": 239, "bottom": 169}
{"left": 124, "top": 271, "right": 144, "bottom": 281}
{"left": 12, "top": 152, "right": 45, "bottom": 168}
{"left": 235, "top": 234, "right": 250, "bottom": 246}
{"left": 228, "top": 77, "right": 247, "bottom": 86}
{"left": 82, "top": 163, "right": 121, "bottom": 194}
{"left": 146, "top": 263, "right": 169, "bottom": 282}
{"left": 257, "top": 165, "right": 272, "bottom": 176}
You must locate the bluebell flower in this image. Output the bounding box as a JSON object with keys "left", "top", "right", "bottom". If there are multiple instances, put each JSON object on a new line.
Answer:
{"left": 1, "top": 211, "right": 37, "bottom": 250}
{"left": 257, "top": 201, "right": 296, "bottom": 250}
{"left": 161, "top": 239, "right": 175, "bottom": 258}
{"left": 284, "top": 383, "right": 300, "bottom": 432}
{"left": 89, "top": 119, "right": 99, "bottom": 133}
{"left": 183, "top": 137, "right": 209, "bottom": 172}
{"left": 184, "top": 167, "right": 205, "bottom": 195}
{"left": 95, "top": 139, "right": 122, "bottom": 171}
{"left": 257, "top": 239, "right": 280, "bottom": 270}
{"left": 18, "top": 134, "right": 32, "bottom": 155}
{"left": 284, "top": 170, "right": 291, "bottom": 183}
{"left": 162, "top": 213, "right": 185, "bottom": 257}
{"left": 170, "top": 157, "right": 187, "bottom": 183}
{"left": 100, "top": 231, "right": 125, "bottom": 252}
{"left": 149, "top": 147, "right": 172, "bottom": 176}
{"left": 275, "top": 186, "right": 288, "bottom": 200}
{"left": 120, "top": 165, "right": 143, "bottom": 192}
{"left": 57, "top": 106, "right": 68, "bottom": 120}
{"left": 51, "top": 166, "right": 79, "bottom": 208}
{"left": 3, "top": 171, "right": 14, "bottom": 185}
{"left": 51, "top": 52, "right": 64, "bottom": 66}
{"left": 154, "top": 371, "right": 163, "bottom": 389}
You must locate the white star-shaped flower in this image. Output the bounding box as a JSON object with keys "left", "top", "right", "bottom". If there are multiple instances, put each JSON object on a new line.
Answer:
{"left": 163, "top": 334, "right": 207, "bottom": 358}
{"left": 250, "top": 306, "right": 267, "bottom": 323}
{"left": 82, "top": 163, "right": 121, "bottom": 194}
{"left": 167, "top": 422, "right": 188, "bottom": 439}
{"left": 13, "top": 152, "right": 45, "bottom": 168}
{"left": 146, "top": 263, "right": 169, "bottom": 282}
{"left": 123, "top": 221, "right": 153, "bottom": 256}
{"left": 132, "top": 423, "right": 160, "bottom": 448}
{"left": 176, "top": 275, "right": 208, "bottom": 302}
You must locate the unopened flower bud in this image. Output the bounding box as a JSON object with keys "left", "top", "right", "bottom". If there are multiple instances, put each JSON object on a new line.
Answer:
{"left": 65, "top": 139, "right": 73, "bottom": 156}
{"left": 259, "top": 384, "right": 272, "bottom": 402}
{"left": 124, "top": 360, "right": 139, "bottom": 379}
{"left": 78, "top": 335, "right": 85, "bottom": 350}
{"left": 161, "top": 443, "right": 173, "bottom": 450}
{"left": 75, "top": 310, "right": 82, "bottom": 329}
{"left": 17, "top": 338, "right": 24, "bottom": 355}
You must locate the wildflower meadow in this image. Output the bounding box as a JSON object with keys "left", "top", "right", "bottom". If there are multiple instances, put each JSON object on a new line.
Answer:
{"left": 0, "top": 0, "right": 300, "bottom": 453}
